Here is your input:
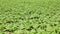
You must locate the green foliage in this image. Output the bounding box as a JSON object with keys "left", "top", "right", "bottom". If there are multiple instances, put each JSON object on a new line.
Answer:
{"left": 0, "top": 0, "right": 60, "bottom": 34}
